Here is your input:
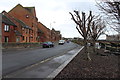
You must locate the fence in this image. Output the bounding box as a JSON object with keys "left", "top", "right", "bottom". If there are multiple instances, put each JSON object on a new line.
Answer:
{"left": 100, "top": 42, "right": 120, "bottom": 52}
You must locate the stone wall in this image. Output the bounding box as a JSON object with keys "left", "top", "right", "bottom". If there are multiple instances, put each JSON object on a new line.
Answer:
{"left": 2, "top": 42, "right": 42, "bottom": 49}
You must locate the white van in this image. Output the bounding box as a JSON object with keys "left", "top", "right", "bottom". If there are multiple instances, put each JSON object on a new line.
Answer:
{"left": 58, "top": 40, "right": 65, "bottom": 45}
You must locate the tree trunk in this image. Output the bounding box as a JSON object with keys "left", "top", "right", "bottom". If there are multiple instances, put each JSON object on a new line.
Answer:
{"left": 92, "top": 40, "right": 96, "bottom": 54}
{"left": 84, "top": 39, "right": 91, "bottom": 61}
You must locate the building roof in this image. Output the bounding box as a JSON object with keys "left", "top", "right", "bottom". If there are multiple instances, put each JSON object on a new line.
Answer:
{"left": 38, "top": 22, "right": 50, "bottom": 30}
{"left": 24, "top": 7, "right": 35, "bottom": 13}
{"left": 55, "top": 31, "right": 60, "bottom": 34}
{"left": 14, "top": 30, "right": 22, "bottom": 36}
{"left": 24, "top": 6, "right": 36, "bottom": 17}
{"left": 2, "top": 14, "right": 16, "bottom": 26}
{"left": 14, "top": 18, "right": 32, "bottom": 30}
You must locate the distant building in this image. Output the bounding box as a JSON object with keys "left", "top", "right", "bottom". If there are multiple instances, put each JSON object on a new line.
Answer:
{"left": 55, "top": 30, "right": 62, "bottom": 41}
{"left": 38, "top": 22, "right": 51, "bottom": 42}
{"left": 51, "top": 28, "right": 62, "bottom": 42}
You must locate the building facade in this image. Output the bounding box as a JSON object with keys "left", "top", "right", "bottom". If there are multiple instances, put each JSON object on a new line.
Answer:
{"left": 38, "top": 22, "right": 51, "bottom": 42}
{"left": 8, "top": 4, "right": 38, "bottom": 42}
{"left": 2, "top": 14, "right": 18, "bottom": 42}
{"left": 1, "top": 4, "right": 61, "bottom": 43}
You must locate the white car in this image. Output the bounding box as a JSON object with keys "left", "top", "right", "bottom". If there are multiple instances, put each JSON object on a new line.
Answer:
{"left": 58, "top": 40, "right": 65, "bottom": 45}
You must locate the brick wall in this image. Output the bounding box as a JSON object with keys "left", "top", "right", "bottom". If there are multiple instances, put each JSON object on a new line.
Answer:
{"left": 38, "top": 22, "right": 50, "bottom": 42}
{"left": 8, "top": 4, "right": 38, "bottom": 42}
{"left": 2, "top": 23, "right": 16, "bottom": 42}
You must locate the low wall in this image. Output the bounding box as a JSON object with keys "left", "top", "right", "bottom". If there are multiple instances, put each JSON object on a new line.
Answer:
{"left": 2, "top": 42, "right": 42, "bottom": 49}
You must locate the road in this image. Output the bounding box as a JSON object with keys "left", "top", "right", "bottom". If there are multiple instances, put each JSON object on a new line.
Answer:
{"left": 2, "top": 42, "right": 79, "bottom": 76}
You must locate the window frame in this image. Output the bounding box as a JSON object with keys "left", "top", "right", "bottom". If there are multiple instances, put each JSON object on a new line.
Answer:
{"left": 4, "top": 25, "right": 9, "bottom": 32}
{"left": 4, "top": 36, "right": 9, "bottom": 42}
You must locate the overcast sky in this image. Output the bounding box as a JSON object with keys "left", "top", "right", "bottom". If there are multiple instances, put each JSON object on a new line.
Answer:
{"left": 0, "top": 0, "right": 108, "bottom": 39}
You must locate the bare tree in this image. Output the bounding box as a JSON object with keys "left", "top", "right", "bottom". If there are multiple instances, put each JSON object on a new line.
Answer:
{"left": 69, "top": 11, "right": 94, "bottom": 60}
{"left": 89, "top": 16, "right": 106, "bottom": 54}
{"left": 96, "top": 0, "right": 120, "bottom": 33}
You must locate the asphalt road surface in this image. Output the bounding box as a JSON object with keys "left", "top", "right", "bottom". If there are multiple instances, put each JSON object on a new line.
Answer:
{"left": 2, "top": 42, "right": 79, "bottom": 76}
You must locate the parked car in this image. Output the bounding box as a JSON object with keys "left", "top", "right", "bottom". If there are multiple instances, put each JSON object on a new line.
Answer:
{"left": 58, "top": 40, "right": 65, "bottom": 45}
{"left": 42, "top": 42, "right": 54, "bottom": 48}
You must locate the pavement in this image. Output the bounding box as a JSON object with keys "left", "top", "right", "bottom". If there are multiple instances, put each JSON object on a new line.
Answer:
{"left": 3, "top": 45, "right": 83, "bottom": 78}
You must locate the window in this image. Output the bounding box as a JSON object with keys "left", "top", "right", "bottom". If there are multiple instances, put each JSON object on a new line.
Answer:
{"left": 22, "top": 36, "right": 24, "bottom": 40}
{"left": 22, "top": 28, "right": 24, "bottom": 30}
{"left": 27, "top": 29, "right": 29, "bottom": 34}
{"left": 26, "top": 14, "right": 29, "bottom": 18}
{"left": 31, "top": 37, "right": 33, "bottom": 41}
{"left": 36, "top": 37, "right": 38, "bottom": 41}
{"left": 4, "top": 36, "right": 9, "bottom": 42}
{"left": 26, "top": 29, "right": 27, "bottom": 34}
{"left": 4, "top": 25, "right": 9, "bottom": 31}
{"left": 26, "top": 29, "right": 29, "bottom": 34}
{"left": 16, "top": 37, "right": 20, "bottom": 42}
{"left": 29, "top": 30, "right": 31, "bottom": 34}
{"left": 28, "top": 29, "right": 29, "bottom": 34}
{"left": 2, "top": 13, "right": 4, "bottom": 15}
{"left": 29, "top": 37, "right": 30, "bottom": 42}
{"left": 26, "top": 37, "right": 27, "bottom": 42}
{"left": 32, "top": 23, "right": 33, "bottom": 27}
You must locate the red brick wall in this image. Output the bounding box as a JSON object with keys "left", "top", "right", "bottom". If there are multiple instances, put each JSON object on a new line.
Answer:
{"left": 51, "top": 29, "right": 61, "bottom": 42}
{"left": 8, "top": 4, "right": 38, "bottom": 42}
{"left": 38, "top": 22, "right": 50, "bottom": 42}
{"left": 2, "top": 23, "right": 16, "bottom": 42}
{"left": 2, "top": 11, "right": 26, "bottom": 43}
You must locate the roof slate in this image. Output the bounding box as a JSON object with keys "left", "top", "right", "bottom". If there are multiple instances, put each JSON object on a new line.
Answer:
{"left": 24, "top": 7, "right": 35, "bottom": 13}
{"left": 14, "top": 18, "right": 32, "bottom": 30}
{"left": 2, "top": 14, "right": 16, "bottom": 26}
{"left": 14, "top": 30, "right": 22, "bottom": 36}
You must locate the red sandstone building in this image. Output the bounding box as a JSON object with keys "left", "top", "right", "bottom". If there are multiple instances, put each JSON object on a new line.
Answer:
{"left": 8, "top": 4, "right": 38, "bottom": 42}
{"left": 2, "top": 14, "right": 17, "bottom": 42}
{"left": 1, "top": 4, "right": 61, "bottom": 43}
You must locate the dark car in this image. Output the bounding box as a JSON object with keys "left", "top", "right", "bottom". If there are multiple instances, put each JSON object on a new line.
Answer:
{"left": 42, "top": 42, "right": 54, "bottom": 48}
{"left": 66, "top": 40, "right": 70, "bottom": 43}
